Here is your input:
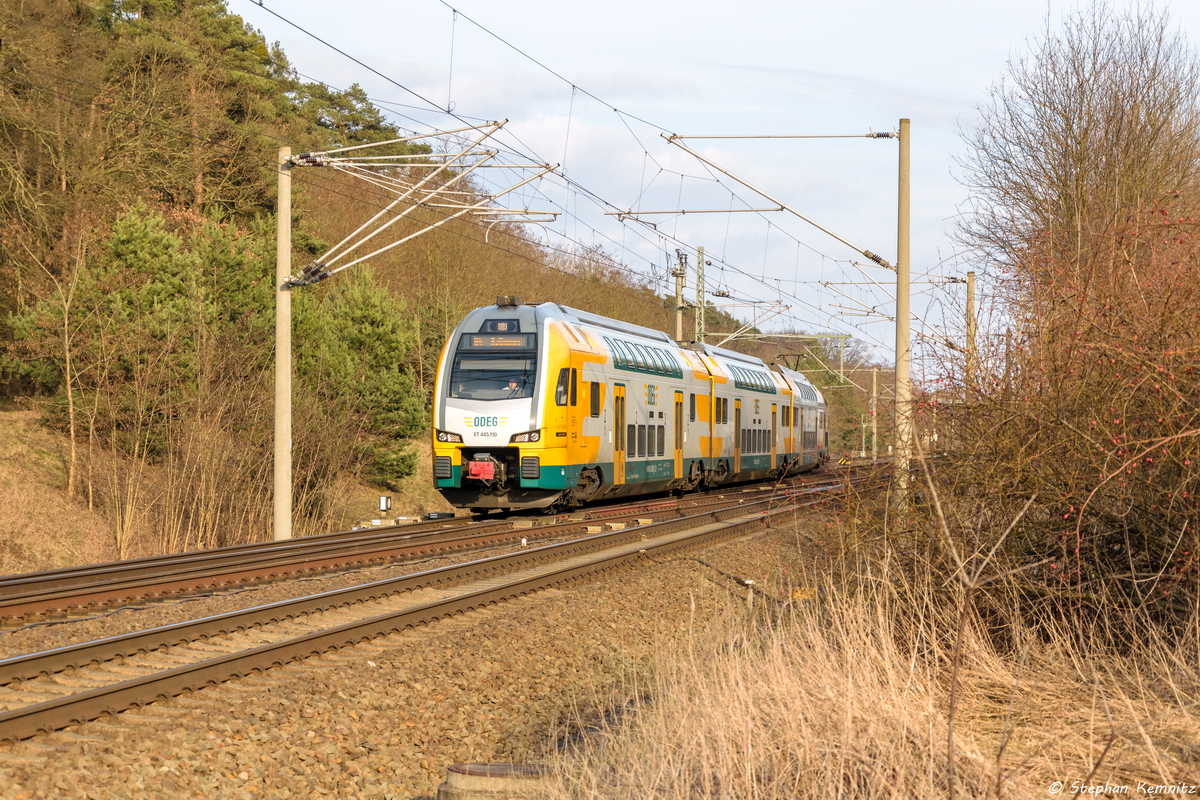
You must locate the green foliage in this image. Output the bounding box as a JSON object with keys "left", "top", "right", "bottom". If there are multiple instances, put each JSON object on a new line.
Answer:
{"left": 12, "top": 203, "right": 219, "bottom": 456}
{"left": 298, "top": 82, "right": 402, "bottom": 150}
{"left": 7, "top": 198, "right": 432, "bottom": 539}
{"left": 0, "top": 0, "right": 300, "bottom": 331}
{"left": 295, "top": 266, "right": 426, "bottom": 487}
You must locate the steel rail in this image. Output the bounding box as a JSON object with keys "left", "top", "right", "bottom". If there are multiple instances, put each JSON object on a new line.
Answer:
{"left": 0, "top": 494, "right": 825, "bottom": 742}
{"left": 0, "top": 515, "right": 483, "bottom": 594}
{"left": 0, "top": 469, "right": 863, "bottom": 621}
{"left": 0, "top": 521, "right": 519, "bottom": 618}
{"left": 0, "top": 481, "right": 860, "bottom": 686}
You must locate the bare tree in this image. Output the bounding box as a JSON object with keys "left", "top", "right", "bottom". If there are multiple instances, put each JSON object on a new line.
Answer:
{"left": 957, "top": 3, "right": 1200, "bottom": 273}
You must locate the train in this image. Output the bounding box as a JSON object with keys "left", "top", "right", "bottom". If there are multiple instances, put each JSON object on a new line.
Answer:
{"left": 431, "top": 297, "right": 828, "bottom": 512}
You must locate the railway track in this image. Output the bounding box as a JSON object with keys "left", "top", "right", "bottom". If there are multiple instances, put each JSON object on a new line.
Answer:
{"left": 0, "top": 467, "right": 868, "bottom": 625}
{"left": 0, "top": 470, "right": 880, "bottom": 743}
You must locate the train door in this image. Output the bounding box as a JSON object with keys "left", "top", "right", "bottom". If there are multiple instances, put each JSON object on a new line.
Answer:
{"left": 734, "top": 400, "right": 742, "bottom": 473}
{"left": 614, "top": 384, "right": 627, "bottom": 485}
{"left": 799, "top": 407, "right": 807, "bottom": 464}
{"left": 708, "top": 381, "right": 718, "bottom": 467}
{"left": 771, "top": 403, "right": 778, "bottom": 468}
{"left": 787, "top": 400, "right": 795, "bottom": 456}
{"left": 673, "top": 391, "right": 684, "bottom": 479}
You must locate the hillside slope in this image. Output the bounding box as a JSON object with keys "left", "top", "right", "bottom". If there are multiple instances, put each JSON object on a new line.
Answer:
{"left": 0, "top": 409, "right": 453, "bottom": 575}
{"left": 0, "top": 410, "right": 111, "bottom": 574}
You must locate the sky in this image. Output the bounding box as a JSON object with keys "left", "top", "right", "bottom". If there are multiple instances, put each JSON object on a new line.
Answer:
{"left": 230, "top": 0, "right": 1200, "bottom": 371}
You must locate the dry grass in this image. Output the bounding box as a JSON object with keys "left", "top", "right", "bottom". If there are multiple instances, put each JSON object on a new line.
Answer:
{"left": 544, "top": 504, "right": 1200, "bottom": 799}
{"left": 0, "top": 411, "right": 112, "bottom": 573}
{"left": 331, "top": 438, "right": 455, "bottom": 528}
{"left": 0, "top": 407, "right": 452, "bottom": 572}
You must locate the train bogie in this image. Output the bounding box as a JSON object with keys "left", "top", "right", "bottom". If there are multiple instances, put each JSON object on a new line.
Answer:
{"left": 431, "top": 298, "right": 828, "bottom": 511}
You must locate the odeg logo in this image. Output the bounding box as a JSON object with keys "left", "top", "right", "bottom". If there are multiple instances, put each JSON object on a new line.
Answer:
{"left": 464, "top": 416, "right": 505, "bottom": 428}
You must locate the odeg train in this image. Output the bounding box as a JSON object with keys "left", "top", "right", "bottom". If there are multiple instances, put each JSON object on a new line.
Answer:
{"left": 431, "top": 297, "right": 828, "bottom": 512}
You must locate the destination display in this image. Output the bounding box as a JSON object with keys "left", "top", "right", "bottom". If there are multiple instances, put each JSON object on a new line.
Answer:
{"left": 460, "top": 333, "right": 536, "bottom": 349}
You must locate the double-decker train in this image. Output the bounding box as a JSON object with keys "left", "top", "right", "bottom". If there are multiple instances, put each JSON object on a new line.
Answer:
{"left": 431, "top": 297, "right": 828, "bottom": 512}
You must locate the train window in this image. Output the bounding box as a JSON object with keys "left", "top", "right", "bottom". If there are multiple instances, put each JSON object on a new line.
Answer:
{"left": 623, "top": 342, "right": 639, "bottom": 369}
{"left": 657, "top": 425, "right": 665, "bottom": 457}
{"left": 644, "top": 347, "right": 663, "bottom": 374}
{"left": 555, "top": 368, "right": 570, "bottom": 406}
{"left": 570, "top": 368, "right": 578, "bottom": 406}
{"left": 611, "top": 339, "right": 626, "bottom": 369}
{"left": 450, "top": 354, "right": 537, "bottom": 400}
{"left": 666, "top": 350, "right": 682, "bottom": 378}
{"left": 620, "top": 340, "right": 637, "bottom": 369}
{"left": 643, "top": 347, "right": 662, "bottom": 376}
{"left": 626, "top": 424, "right": 635, "bottom": 453}
{"left": 689, "top": 393, "right": 696, "bottom": 422}
{"left": 646, "top": 346, "right": 661, "bottom": 373}
{"left": 653, "top": 350, "right": 667, "bottom": 376}
{"left": 649, "top": 347, "right": 664, "bottom": 374}
{"left": 660, "top": 350, "right": 678, "bottom": 378}
{"left": 621, "top": 341, "right": 637, "bottom": 370}
{"left": 605, "top": 337, "right": 623, "bottom": 368}
{"left": 637, "top": 425, "right": 647, "bottom": 458}
{"left": 631, "top": 344, "right": 648, "bottom": 371}
{"left": 590, "top": 381, "right": 601, "bottom": 417}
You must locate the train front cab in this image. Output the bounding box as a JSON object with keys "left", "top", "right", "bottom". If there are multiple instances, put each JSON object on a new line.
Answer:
{"left": 432, "top": 305, "right": 611, "bottom": 511}
{"left": 432, "top": 303, "right": 565, "bottom": 510}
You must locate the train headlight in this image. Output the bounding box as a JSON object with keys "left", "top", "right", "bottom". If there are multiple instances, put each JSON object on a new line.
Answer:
{"left": 510, "top": 429, "right": 541, "bottom": 443}
{"left": 436, "top": 429, "right": 463, "bottom": 443}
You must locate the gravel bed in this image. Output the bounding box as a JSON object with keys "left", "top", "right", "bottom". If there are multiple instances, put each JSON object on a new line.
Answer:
{"left": 0, "top": 511, "right": 834, "bottom": 799}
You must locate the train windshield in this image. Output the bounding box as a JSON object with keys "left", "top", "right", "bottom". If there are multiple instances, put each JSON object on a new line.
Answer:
{"left": 449, "top": 332, "right": 538, "bottom": 400}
